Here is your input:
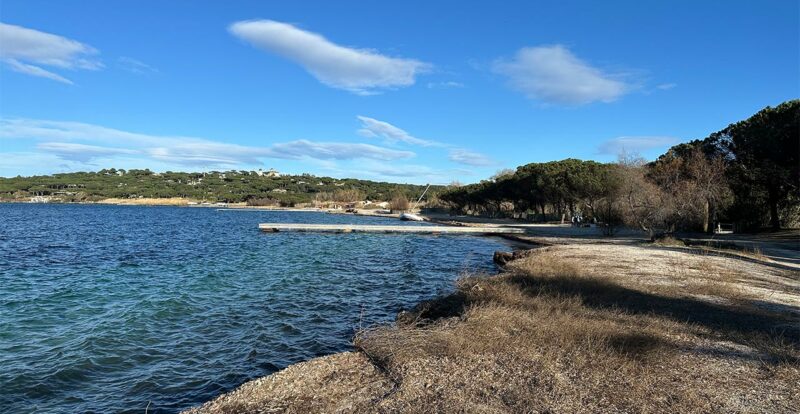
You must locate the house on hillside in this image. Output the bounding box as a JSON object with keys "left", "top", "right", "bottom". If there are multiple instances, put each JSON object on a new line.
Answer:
{"left": 255, "top": 168, "right": 281, "bottom": 178}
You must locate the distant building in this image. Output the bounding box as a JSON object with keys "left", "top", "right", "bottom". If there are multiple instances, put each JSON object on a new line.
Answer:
{"left": 255, "top": 168, "right": 281, "bottom": 177}
{"left": 30, "top": 196, "right": 50, "bottom": 203}
{"left": 272, "top": 188, "right": 287, "bottom": 193}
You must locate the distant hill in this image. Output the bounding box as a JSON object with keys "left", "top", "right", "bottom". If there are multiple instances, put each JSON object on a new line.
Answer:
{"left": 0, "top": 169, "right": 437, "bottom": 205}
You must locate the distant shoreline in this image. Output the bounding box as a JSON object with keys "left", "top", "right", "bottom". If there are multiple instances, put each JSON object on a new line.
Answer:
{"left": 2, "top": 198, "right": 411, "bottom": 219}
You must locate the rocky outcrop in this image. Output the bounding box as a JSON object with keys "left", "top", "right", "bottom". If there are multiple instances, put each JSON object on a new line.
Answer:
{"left": 492, "top": 249, "right": 536, "bottom": 267}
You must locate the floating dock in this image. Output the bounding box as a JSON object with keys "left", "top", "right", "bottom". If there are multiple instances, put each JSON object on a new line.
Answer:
{"left": 258, "top": 223, "right": 525, "bottom": 234}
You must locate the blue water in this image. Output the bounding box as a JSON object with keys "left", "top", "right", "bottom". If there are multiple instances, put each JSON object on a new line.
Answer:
{"left": 0, "top": 204, "right": 510, "bottom": 413}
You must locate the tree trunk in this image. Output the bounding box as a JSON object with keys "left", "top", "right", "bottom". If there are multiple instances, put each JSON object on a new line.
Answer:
{"left": 702, "top": 199, "right": 710, "bottom": 233}
{"left": 769, "top": 197, "right": 781, "bottom": 229}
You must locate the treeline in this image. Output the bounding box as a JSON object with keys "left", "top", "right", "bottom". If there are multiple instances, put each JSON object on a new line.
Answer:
{"left": 0, "top": 169, "right": 434, "bottom": 205}
{"left": 440, "top": 100, "right": 799, "bottom": 234}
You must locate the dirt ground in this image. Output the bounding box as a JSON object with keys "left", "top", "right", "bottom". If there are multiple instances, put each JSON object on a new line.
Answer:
{"left": 423, "top": 213, "right": 799, "bottom": 269}
{"left": 185, "top": 243, "right": 800, "bottom": 414}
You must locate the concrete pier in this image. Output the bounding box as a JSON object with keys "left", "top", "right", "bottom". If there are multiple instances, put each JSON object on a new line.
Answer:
{"left": 258, "top": 223, "right": 525, "bottom": 234}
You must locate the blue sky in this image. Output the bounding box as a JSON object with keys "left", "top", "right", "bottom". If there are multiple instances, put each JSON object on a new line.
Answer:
{"left": 1, "top": 0, "right": 797, "bottom": 183}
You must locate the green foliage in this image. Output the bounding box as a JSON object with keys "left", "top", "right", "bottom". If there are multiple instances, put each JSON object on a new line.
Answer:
{"left": 441, "top": 100, "right": 798, "bottom": 231}
{"left": 703, "top": 100, "right": 799, "bottom": 229}
{"left": 440, "top": 159, "right": 622, "bottom": 222}
{"left": 0, "top": 170, "right": 436, "bottom": 204}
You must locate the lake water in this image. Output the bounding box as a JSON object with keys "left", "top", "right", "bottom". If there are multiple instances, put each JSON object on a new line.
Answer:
{"left": 0, "top": 204, "right": 510, "bottom": 413}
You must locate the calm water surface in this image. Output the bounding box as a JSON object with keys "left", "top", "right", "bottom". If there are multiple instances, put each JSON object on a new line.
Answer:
{"left": 0, "top": 204, "right": 510, "bottom": 413}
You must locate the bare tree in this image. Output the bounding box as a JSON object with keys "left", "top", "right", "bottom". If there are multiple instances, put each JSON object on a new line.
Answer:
{"left": 490, "top": 169, "right": 515, "bottom": 182}
{"left": 617, "top": 155, "right": 677, "bottom": 239}
{"left": 617, "top": 149, "right": 733, "bottom": 238}
{"left": 684, "top": 149, "right": 732, "bottom": 232}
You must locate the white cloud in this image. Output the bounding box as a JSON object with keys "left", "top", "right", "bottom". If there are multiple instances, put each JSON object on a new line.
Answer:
{"left": 265, "top": 139, "right": 413, "bottom": 161}
{"left": 356, "top": 115, "right": 440, "bottom": 147}
{"left": 656, "top": 82, "right": 677, "bottom": 90}
{"left": 448, "top": 149, "right": 494, "bottom": 166}
{"left": 355, "top": 116, "right": 493, "bottom": 167}
{"left": 427, "top": 81, "right": 464, "bottom": 89}
{"left": 0, "top": 151, "right": 70, "bottom": 177}
{"left": 118, "top": 57, "right": 158, "bottom": 74}
{"left": 596, "top": 136, "right": 679, "bottom": 155}
{"left": 0, "top": 118, "right": 168, "bottom": 146}
{"left": 37, "top": 142, "right": 139, "bottom": 162}
{"left": 363, "top": 164, "right": 440, "bottom": 178}
{"left": 1, "top": 118, "right": 416, "bottom": 168}
{"left": 492, "top": 45, "right": 629, "bottom": 105}
{"left": 4, "top": 58, "right": 73, "bottom": 84}
{"left": 354, "top": 161, "right": 475, "bottom": 184}
{"left": 0, "top": 22, "right": 102, "bottom": 83}
{"left": 229, "top": 20, "right": 430, "bottom": 94}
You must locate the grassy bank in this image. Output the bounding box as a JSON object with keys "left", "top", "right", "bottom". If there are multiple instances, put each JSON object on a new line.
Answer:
{"left": 187, "top": 244, "right": 799, "bottom": 413}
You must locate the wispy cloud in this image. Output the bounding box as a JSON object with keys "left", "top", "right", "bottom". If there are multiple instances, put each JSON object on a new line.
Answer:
{"left": 355, "top": 116, "right": 494, "bottom": 167}
{"left": 354, "top": 161, "right": 475, "bottom": 183}
{"left": 448, "top": 148, "right": 494, "bottom": 166}
{"left": 492, "top": 44, "right": 630, "bottom": 105}
{"left": 4, "top": 58, "right": 73, "bottom": 84}
{"left": 0, "top": 22, "right": 102, "bottom": 84}
{"left": 356, "top": 115, "right": 440, "bottom": 147}
{"left": 228, "top": 19, "right": 430, "bottom": 95}
{"left": 1, "top": 118, "right": 415, "bottom": 168}
{"left": 427, "top": 81, "right": 464, "bottom": 89}
{"left": 656, "top": 82, "right": 677, "bottom": 90}
{"left": 596, "top": 136, "right": 679, "bottom": 155}
{"left": 37, "top": 142, "right": 138, "bottom": 163}
{"left": 264, "top": 140, "right": 413, "bottom": 161}
{"left": 118, "top": 57, "right": 158, "bottom": 74}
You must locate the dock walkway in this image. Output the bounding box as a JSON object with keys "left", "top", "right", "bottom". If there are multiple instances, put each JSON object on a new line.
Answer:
{"left": 258, "top": 223, "right": 524, "bottom": 234}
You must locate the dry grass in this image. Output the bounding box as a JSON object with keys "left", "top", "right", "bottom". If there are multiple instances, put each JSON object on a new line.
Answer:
{"left": 187, "top": 245, "right": 800, "bottom": 414}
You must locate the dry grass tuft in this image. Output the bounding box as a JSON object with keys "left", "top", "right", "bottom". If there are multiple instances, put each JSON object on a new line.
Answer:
{"left": 188, "top": 245, "right": 800, "bottom": 414}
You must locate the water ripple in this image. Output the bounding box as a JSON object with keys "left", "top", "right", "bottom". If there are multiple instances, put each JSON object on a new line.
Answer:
{"left": 0, "top": 204, "right": 510, "bottom": 413}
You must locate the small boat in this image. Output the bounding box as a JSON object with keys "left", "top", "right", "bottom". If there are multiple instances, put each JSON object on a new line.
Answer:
{"left": 399, "top": 212, "right": 425, "bottom": 221}
{"left": 398, "top": 184, "right": 431, "bottom": 222}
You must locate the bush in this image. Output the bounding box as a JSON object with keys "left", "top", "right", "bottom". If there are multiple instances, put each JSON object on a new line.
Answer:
{"left": 389, "top": 195, "right": 410, "bottom": 212}
{"left": 246, "top": 197, "right": 279, "bottom": 207}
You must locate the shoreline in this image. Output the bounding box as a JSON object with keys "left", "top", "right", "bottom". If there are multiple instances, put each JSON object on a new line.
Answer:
{"left": 4, "top": 201, "right": 797, "bottom": 411}
{"left": 6, "top": 200, "right": 797, "bottom": 268}
{"left": 185, "top": 239, "right": 799, "bottom": 413}
{"left": 183, "top": 218, "right": 800, "bottom": 413}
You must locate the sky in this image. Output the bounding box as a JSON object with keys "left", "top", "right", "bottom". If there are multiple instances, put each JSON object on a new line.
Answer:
{"left": 0, "top": 0, "right": 797, "bottom": 184}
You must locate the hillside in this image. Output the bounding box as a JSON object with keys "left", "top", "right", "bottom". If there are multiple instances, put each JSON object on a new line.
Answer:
{"left": 0, "top": 169, "right": 436, "bottom": 205}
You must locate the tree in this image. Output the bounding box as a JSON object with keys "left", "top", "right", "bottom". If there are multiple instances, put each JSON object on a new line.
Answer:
{"left": 490, "top": 169, "right": 515, "bottom": 182}
{"left": 618, "top": 155, "right": 676, "bottom": 239}
{"left": 706, "top": 100, "right": 799, "bottom": 229}
{"left": 683, "top": 149, "right": 733, "bottom": 232}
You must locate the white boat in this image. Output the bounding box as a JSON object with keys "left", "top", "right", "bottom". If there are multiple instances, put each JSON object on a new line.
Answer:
{"left": 398, "top": 184, "right": 432, "bottom": 222}
{"left": 399, "top": 212, "right": 425, "bottom": 221}
{"left": 398, "top": 184, "right": 431, "bottom": 222}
